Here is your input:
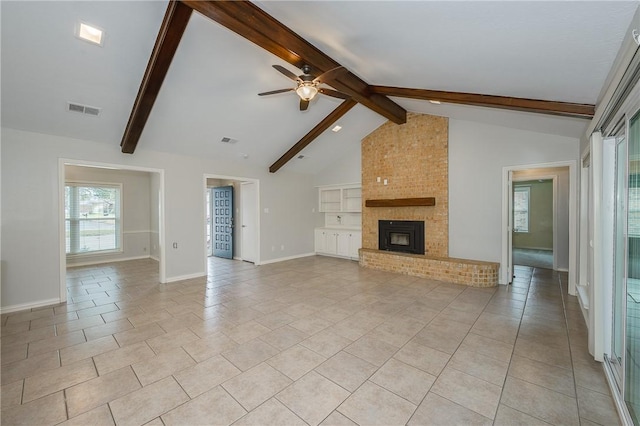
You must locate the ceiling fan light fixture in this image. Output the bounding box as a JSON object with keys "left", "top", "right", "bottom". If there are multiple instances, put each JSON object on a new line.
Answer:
{"left": 296, "top": 83, "right": 318, "bottom": 101}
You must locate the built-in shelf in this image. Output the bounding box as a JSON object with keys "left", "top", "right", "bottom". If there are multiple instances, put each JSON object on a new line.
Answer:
{"left": 365, "top": 197, "right": 436, "bottom": 207}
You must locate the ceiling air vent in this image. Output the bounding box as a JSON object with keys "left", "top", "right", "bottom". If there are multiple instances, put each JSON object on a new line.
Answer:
{"left": 220, "top": 137, "right": 238, "bottom": 144}
{"left": 67, "top": 102, "right": 101, "bottom": 116}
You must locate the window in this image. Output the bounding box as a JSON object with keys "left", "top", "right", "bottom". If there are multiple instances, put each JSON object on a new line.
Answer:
{"left": 513, "top": 186, "right": 530, "bottom": 233}
{"left": 65, "top": 183, "right": 121, "bottom": 255}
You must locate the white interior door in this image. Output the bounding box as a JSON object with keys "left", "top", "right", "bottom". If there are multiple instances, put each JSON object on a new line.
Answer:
{"left": 241, "top": 182, "right": 257, "bottom": 263}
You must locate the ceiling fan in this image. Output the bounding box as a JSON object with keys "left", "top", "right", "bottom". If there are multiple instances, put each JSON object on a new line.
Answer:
{"left": 258, "top": 64, "right": 350, "bottom": 111}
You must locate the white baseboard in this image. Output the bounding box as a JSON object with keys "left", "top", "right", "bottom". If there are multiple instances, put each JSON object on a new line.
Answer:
{"left": 315, "top": 252, "right": 359, "bottom": 261}
{"left": 67, "top": 255, "right": 152, "bottom": 268}
{"left": 1, "top": 298, "right": 61, "bottom": 314}
{"left": 163, "top": 272, "right": 206, "bottom": 283}
{"left": 258, "top": 252, "right": 316, "bottom": 265}
{"left": 150, "top": 255, "right": 160, "bottom": 262}
{"left": 557, "top": 267, "right": 569, "bottom": 272}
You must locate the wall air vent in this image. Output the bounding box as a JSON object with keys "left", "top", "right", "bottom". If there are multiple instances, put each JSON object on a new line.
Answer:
{"left": 220, "top": 137, "right": 238, "bottom": 144}
{"left": 67, "top": 102, "right": 101, "bottom": 116}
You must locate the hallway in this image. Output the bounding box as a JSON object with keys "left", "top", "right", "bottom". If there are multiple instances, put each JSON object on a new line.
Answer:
{"left": 0, "top": 258, "right": 620, "bottom": 425}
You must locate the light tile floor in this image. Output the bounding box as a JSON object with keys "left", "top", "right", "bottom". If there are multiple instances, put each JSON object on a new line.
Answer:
{"left": 1, "top": 257, "right": 621, "bottom": 425}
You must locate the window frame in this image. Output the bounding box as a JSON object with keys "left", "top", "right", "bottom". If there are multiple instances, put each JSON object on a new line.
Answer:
{"left": 65, "top": 181, "right": 123, "bottom": 257}
{"left": 513, "top": 185, "right": 531, "bottom": 233}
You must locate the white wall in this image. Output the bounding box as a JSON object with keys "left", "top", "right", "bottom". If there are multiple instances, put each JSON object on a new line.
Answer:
{"left": 448, "top": 119, "right": 579, "bottom": 266}
{"left": 1, "top": 127, "right": 317, "bottom": 310}
{"left": 314, "top": 145, "right": 361, "bottom": 186}
{"left": 65, "top": 165, "right": 153, "bottom": 266}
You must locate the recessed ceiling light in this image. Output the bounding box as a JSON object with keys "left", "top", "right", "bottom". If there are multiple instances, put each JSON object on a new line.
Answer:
{"left": 331, "top": 125, "right": 342, "bottom": 132}
{"left": 429, "top": 100, "right": 441, "bottom": 105}
{"left": 76, "top": 22, "right": 104, "bottom": 46}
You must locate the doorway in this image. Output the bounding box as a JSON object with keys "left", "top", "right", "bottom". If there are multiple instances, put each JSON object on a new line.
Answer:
{"left": 512, "top": 177, "right": 555, "bottom": 269}
{"left": 59, "top": 160, "right": 165, "bottom": 302}
{"left": 203, "top": 175, "right": 260, "bottom": 269}
{"left": 502, "top": 162, "right": 576, "bottom": 292}
{"left": 209, "top": 185, "right": 234, "bottom": 259}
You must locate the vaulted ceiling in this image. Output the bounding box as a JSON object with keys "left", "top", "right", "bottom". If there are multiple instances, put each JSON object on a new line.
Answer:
{"left": 2, "top": 1, "right": 637, "bottom": 174}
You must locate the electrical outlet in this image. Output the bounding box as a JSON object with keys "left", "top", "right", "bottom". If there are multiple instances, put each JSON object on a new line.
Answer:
{"left": 143, "top": 247, "right": 147, "bottom": 252}
{"left": 173, "top": 242, "right": 178, "bottom": 249}
{"left": 280, "top": 245, "right": 284, "bottom": 251}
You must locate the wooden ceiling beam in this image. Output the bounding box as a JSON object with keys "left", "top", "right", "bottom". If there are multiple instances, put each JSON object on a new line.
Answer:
{"left": 182, "top": 0, "right": 407, "bottom": 125}
{"left": 120, "top": 1, "right": 192, "bottom": 153}
{"left": 369, "top": 86, "right": 595, "bottom": 119}
{"left": 269, "top": 99, "right": 358, "bottom": 173}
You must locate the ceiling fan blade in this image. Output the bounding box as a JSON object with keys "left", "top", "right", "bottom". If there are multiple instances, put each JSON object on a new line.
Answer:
{"left": 313, "top": 66, "right": 348, "bottom": 84}
{"left": 258, "top": 88, "right": 294, "bottom": 96}
{"left": 273, "top": 64, "right": 301, "bottom": 82}
{"left": 319, "top": 88, "right": 351, "bottom": 100}
{"left": 300, "top": 99, "right": 310, "bottom": 111}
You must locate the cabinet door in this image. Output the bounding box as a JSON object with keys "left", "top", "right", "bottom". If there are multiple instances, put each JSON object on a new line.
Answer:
{"left": 349, "top": 231, "right": 362, "bottom": 259}
{"left": 314, "top": 229, "right": 327, "bottom": 253}
{"left": 336, "top": 232, "right": 350, "bottom": 257}
{"left": 325, "top": 232, "right": 338, "bottom": 254}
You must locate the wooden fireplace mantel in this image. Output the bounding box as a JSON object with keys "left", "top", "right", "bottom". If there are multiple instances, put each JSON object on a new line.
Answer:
{"left": 365, "top": 197, "right": 435, "bottom": 207}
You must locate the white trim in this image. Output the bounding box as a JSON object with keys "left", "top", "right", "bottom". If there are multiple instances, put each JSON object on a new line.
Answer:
{"left": 67, "top": 255, "right": 152, "bottom": 268}
{"left": 164, "top": 272, "right": 206, "bottom": 283}
{"left": 150, "top": 255, "right": 160, "bottom": 262}
{"left": 0, "top": 298, "right": 61, "bottom": 314}
{"left": 258, "top": 252, "right": 316, "bottom": 265}
{"left": 501, "top": 161, "right": 577, "bottom": 294}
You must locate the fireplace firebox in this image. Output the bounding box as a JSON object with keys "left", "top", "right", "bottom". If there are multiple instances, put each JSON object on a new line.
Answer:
{"left": 378, "top": 220, "right": 425, "bottom": 255}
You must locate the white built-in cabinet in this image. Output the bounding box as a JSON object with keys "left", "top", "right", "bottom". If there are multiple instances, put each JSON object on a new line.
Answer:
{"left": 319, "top": 185, "right": 362, "bottom": 212}
{"left": 315, "top": 228, "right": 361, "bottom": 260}
{"left": 315, "top": 184, "right": 362, "bottom": 260}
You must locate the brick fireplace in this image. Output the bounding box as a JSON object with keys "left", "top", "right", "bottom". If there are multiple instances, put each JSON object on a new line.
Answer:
{"left": 359, "top": 113, "right": 498, "bottom": 287}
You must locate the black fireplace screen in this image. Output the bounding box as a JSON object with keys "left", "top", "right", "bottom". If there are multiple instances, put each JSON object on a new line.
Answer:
{"left": 379, "top": 220, "right": 425, "bottom": 254}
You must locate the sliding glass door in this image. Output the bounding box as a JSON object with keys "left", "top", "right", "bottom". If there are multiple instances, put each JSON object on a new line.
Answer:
{"left": 612, "top": 125, "right": 627, "bottom": 389}
{"left": 626, "top": 111, "right": 640, "bottom": 423}
{"left": 610, "top": 110, "right": 640, "bottom": 424}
